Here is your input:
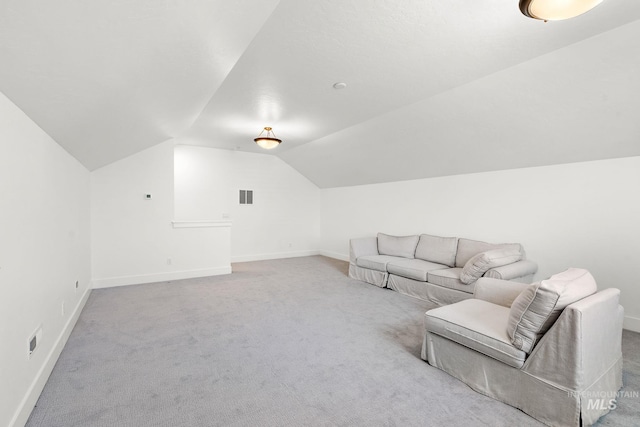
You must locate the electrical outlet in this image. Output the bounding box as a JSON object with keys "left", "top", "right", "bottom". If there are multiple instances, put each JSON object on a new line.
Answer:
{"left": 28, "top": 326, "right": 42, "bottom": 359}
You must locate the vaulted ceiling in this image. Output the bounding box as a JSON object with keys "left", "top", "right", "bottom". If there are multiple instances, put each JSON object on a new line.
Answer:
{"left": 1, "top": 1, "right": 639, "bottom": 187}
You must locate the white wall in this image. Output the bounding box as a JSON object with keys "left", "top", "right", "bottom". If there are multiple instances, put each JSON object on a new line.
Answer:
{"left": 91, "top": 141, "right": 231, "bottom": 288}
{"left": 0, "top": 91, "right": 91, "bottom": 427}
{"left": 174, "top": 145, "right": 321, "bottom": 262}
{"left": 91, "top": 143, "right": 320, "bottom": 287}
{"left": 174, "top": 145, "right": 233, "bottom": 220}
{"left": 320, "top": 157, "right": 640, "bottom": 332}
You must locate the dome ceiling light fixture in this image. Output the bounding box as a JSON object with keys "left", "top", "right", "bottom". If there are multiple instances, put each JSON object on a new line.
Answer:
{"left": 519, "top": 0, "right": 604, "bottom": 21}
{"left": 253, "top": 126, "right": 282, "bottom": 150}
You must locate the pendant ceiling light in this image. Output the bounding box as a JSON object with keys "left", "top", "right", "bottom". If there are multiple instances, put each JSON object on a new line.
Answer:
{"left": 254, "top": 126, "right": 282, "bottom": 150}
{"left": 519, "top": 0, "right": 604, "bottom": 21}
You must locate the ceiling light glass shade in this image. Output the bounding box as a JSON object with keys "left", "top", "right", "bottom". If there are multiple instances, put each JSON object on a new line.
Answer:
{"left": 254, "top": 127, "right": 282, "bottom": 149}
{"left": 519, "top": 0, "right": 604, "bottom": 21}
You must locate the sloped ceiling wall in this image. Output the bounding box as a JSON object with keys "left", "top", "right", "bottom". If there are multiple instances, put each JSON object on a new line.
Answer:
{"left": 0, "top": 0, "right": 281, "bottom": 170}
{"left": 280, "top": 20, "right": 640, "bottom": 187}
{"left": 1, "top": 0, "right": 639, "bottom": 187}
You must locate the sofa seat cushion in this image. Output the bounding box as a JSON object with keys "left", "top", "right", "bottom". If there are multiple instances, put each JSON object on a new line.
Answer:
{"left": 387, "top": 258, "right": 448, "bottom": 282}
{"left": 356, "top": 255, "right": 399, "bottom": 272}
{"left": 427, "top": 268, "right": 476, "bottom": 294}
{"left": 426, "top": 299, "right": 527, "bottom": 368}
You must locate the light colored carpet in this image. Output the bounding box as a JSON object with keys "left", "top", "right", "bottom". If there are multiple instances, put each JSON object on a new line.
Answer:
{"left": 26, "top": 256, "right": 639, "bottom": 426}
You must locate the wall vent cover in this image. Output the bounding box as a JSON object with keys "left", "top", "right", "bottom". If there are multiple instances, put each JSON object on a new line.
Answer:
{"left": 239, "top": 190, "right": 253, "bottom": 204}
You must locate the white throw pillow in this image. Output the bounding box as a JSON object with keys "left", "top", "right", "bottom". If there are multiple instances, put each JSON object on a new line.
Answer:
{"left": 455, "top": 238, "right": 523, "bottom": 268}
{"left": 507, "top": 268, "right": 597, "bottom": 353}
{"left": 459, "top": 247, "right": 523, "bottom": 285}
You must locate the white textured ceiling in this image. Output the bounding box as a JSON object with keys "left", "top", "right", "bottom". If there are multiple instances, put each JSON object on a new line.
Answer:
{"left": 1, "top": 0, "right": 639, "bottom": 186}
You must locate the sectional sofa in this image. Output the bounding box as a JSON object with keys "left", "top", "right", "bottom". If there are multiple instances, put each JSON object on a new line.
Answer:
{"left": 349, "top": 232, "right": 538, "bottom": 307}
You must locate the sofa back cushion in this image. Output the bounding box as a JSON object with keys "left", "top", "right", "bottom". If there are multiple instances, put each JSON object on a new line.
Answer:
{"left": 377, "top": 233, "right": 419, "bottom": 259}
{"left": 507, "top": 268, "right": 597, "bottom": 354}
{"left": 414, "top": 234, "right": 458, "bottom": 267}
{"left": 455, "top": 238, "right": 523, "bottom": 268}
{"left": 459, "top": 247, "right": 523, "bottom": 284}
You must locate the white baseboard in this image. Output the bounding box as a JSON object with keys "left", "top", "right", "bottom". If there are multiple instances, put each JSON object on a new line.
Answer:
{"left": 231, "top": 250, "right": 319, "bottom": 263}
{"left": 624, "top": 315, "right": 640, "bottom": 333}
{"left": 92, "top": 266, "right": 232, "bottom": 289}
{"left": 10, "top": 287, "right": 91, "bottom": 427}
{"left": 319, "top": 250, "right": 349, "bottom": 262}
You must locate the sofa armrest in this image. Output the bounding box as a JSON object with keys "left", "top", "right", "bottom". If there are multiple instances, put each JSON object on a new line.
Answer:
{"left": 484, "top": 259, "right": 538, "bottom": 281}
{"left": 473, "top": 278, "right": 530, "bottom": 308}
{"left": 349, "top": 237, "right": 379, "bottom": 264}
{"left": 523, "top": 288, "right": 623, "bottom": 392}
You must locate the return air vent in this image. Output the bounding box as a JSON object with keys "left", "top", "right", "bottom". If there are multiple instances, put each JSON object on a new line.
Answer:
{"left": 239, "top": 190, "right": 253, "bottom": 205}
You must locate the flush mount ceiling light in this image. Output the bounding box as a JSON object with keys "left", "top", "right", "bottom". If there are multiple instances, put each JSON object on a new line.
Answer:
{"left": 253, "top": 126, "right": 282, "bottom": 150}
{"left": 519, "top": 0, "right": 604, "bottom": 21}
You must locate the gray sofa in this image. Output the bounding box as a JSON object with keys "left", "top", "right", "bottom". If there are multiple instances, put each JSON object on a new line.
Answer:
{"left": 349, "top": 233, "right": 538, "bottom": 307}
{"left": 422, "top": 269, "right": 624, "bottom": 426}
